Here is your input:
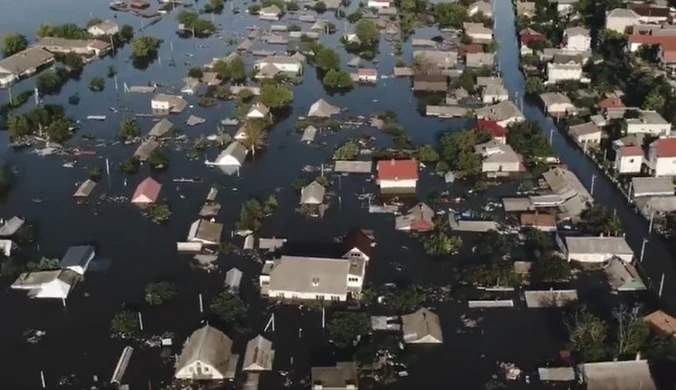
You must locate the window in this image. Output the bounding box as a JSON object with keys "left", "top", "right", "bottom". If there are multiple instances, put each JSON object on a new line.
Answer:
{"left": 331, "top": 295, "right": 340, "bottom": 301}
{"left": 629, "top": 159, "right": 634, "bottom": 163}
{"left": 315, "top": 295, "right": 325, "bottom": 300}
{"left": 348, "top": 277, "right": 359, "bottom": 282}
{"left": 312, "top": 277, "right": 320, "bottom": 286}
{"left": 350, "top": 252, "right": 361, "bottom": 258}
{"left": 278, "top": 293, "right": 285, "bottom": 298}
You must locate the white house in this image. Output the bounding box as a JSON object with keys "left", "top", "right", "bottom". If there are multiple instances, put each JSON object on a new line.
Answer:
{"left": 647, "top": 138, "right": 676, "bottom": 177}
{"left": 175, "top": 325, "right": 237, "bottom": 380}
{"left": 376, "top": 159, "right": 418, "bottom": 190}
{"left": 258, "top": 5, "right": 282, "bottom": 20}
{"left": 300, "top": 181, "right": 326, "bottom": 204}
{"left": 559, "top": 236, "right": 634, "bottom": 263}
{"left": 87, "top": 19, "right": 119, "bottom": 36}
{"left": 151, "top": 93, "right": 187, "bottom": 113}
{"left": 547, "top": 62, "right": 583, "bottom": 83}
{"left": 563, "top": 27, "right": 591, "bottom": 52}
{"left": 260, "top": 256, "right": 361, "bottom": 301}
{"left": 0, "top": 47, "right": 55, "bottom": 87}
{"left": 357, "top": 68, "right": 378, "bottom": 82}
{"left": 254, "top": 56, "right": 302, "bottom": 74}
{"left": 614, "top": 145, "right": 643, "bottom": 174}
{"left": 474, "top": 140, "right": 522, "bottom": 173}
{"left": 11, "top": 269, "right": 80, "bottom": 300}
{"left": 401, "top": 308, "right": 443, "bottom": 344}
{"left": 482, "top": 84, "right": 509, "bottom": 104}
{"left": 208, "top": 141, "right": 248, "bottom": 167}
{"left": 59, "top": 245, "right": 96, "bottom": 275}
{"left": 626, "top": 111, "right": 672, "bottom": 136}
{"left": 367, "top": 0, "right": 391, "bottom": 8}
{"left": 246, "top": 102, "right": 270, "bottom": 119}
{"left": 464, "top": 22, "right": 493, "bottom": 43}
{"left": 605, "top": 8, "right": 640, "bottom": 34}
{"left": 569, "top": 122, "right": 602, "bottom": 145}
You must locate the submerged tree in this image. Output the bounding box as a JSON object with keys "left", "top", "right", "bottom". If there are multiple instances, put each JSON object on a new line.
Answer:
{"left": 110, "top": 311, "right": 140, "bottom": 338}
{"left": 120, "top": 118, "right": 140, "bottom": 141}
{"left": 328, "top": 312, "right": 371, "bottom": 348}
{"left": 2, "top": 32, "right": 28, "bottom": 57}
{"left": 567, "top": 306, "right": 609, "bottom": 362}
{"left": 210, "top": 290, "right": 248, "bottom": 325}
{"left": 145, "top": 281, "right": 178, "bottom": 305}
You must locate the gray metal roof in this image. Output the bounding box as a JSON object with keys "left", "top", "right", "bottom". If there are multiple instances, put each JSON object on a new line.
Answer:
{"left": 632, "top": 177, "right": 674, "bottom": 197}
{"left": 149, "top": 118, "right": 173, "bottom": 137}
{"left": 564, "top": 236, "right": 633, "bottom": 255}
{"left": 540, "top": 92, "right": 573, "bottom": 107}
{"left": 0, "top": 47, "right": 54, "bottom": 75}
{"left": 74, "top": 179, "right": 97, "bottom": 198}
{"left": 401, "top": 308, "right": 443, "bottom": 343}
{"left": 301, "top": 126, "right": 317, "bottom": 142}
{"left": 0, "top": 216, "right": 25, "bottom": 236}
{"left": 134, "top": 139, "right": 159, "bottom": 161}
{"left": 242, "top": 335, "right": 274, "bottom": 371}
{"left": 225, "top": 268, "right": 243, "bottom": 291}
{"left": 300, "top": 181, "right": 326, "bottom": 204}
{"left": 581, "top": 360, "right": 656, "bottom": 390}
{"left": 334, "top": 160, "right": 372, "bottom": 173}
{"left": 59, "top": 245, "right": 95, "bottom": 270}
{"left": 268, "top": 256, "right": 349, "bottom": 296}
{"left": 175, "top": 325, "right": 233, "bottom": 377}
{"left": 188, "top": 219, "right": 223, "bottom": 243}
{"left": 308, "top": 99, "right": 340, "bottom": 117}
{"left": 569, "top": 122, "right": 601, "bottom": 137}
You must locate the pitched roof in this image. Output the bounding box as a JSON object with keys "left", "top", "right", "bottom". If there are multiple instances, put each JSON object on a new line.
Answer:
{"left": 653, "top": 138, "right": 676, "bottom": 158}
{"left": 149, "top": 118, "right": 173, "bottom": 137}
{"left": 343, "top": 227, "right": 374, "bottom": 258}
{"left": 242, "top": 335, "right": 274, "bottom": 371}
{"left": 644, "top": 310, "right": 676, "bottom": 336}
{"left": 564, "top": 236, "right": 633, "bottom": 256}
{"left": 631, "top": 3, "right": 669, "bottom": 17}
{"left": 300, "top": 180, "right": 326, "bottom": 204}
{"left": 0, "top": 47, "right": 54, "bottom": 75}
{"left": 268, "top": 256, "right": 350, "bottom": 296}
{"left": 175, "top": 325, "right": 233, "bottom": 376}
{"left": 606, "top": 8, "right": 640, "bottom": 19}
{"left": 131, "top": 177, "right": 161, "bottom": 203}
{"left": 74, "top": 179, "right": 97, "bottom": 198}
{"left": 597, "top": 96, "right": 624, "bottom": 109}
{"left": 377, "top": 159, "right": 418, "bottom": 181}
{"left": 581, "top": 360, "right": 656, "bottom": 390}
{"left": 217, "top": 141, "right": 248, "bottom": 164}
{"left": 59, "top": 245, "right": 95, "bottom": 270}
{"left": 475, "top": 119, "right": 506, "bottom": 137}
{"left": 565, "top": 26, "right": 589, "bottom": 37}
{"left": 248, "top": 102, "right": 270, "bottom": 116}
{"left": 311, "top": 362, "right": 358, "bottom": 388}
{"left": 618, "top": 145, "right": 643, "bottom": 157}
{"left": 401, "top": 308, "right": 443, "bottom": 343}
{"left": 308, "top": 99, "right": 340, "bottom": 117}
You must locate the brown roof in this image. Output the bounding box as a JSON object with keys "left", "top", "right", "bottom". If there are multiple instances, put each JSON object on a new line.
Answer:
{"left": 343, "top": 228, "right": 374, "bottom": 258}
{"left": 631, "top": 3, "right": 670, "bottom": 18}
{"left": 662, "top": 40, "right": 676, "bottom": 62}
{"left": 619, "top": 145, "right": 643, "bottom": 157}
{"left": 461, "top": 43, "right": 484, "bottom": 54}
{"left": 413, "top": 74, "right": 447, "bottom": 92}
{"left": 520, "top": 213, "right": 556, "bottom": 227}
{"left": 597, "top": 96, "right": 624, "bottom": 109}
{"left": 644, "top": 310, "right": 676, "bottom": 336}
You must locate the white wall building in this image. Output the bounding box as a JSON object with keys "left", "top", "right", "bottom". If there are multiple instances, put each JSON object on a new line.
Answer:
{"left": 11, "top": 270, "right": 80, "bottom": 300}
{"left": 559, "top": 236, "right": 634, "bottom": 263}
{"left": 626, "top": 111, "right": 672, "bottom": 136}
{"left": 614, "top": 145, "right": 643, "bottom": 174}
{"left": 175, "top": 325, "right": 237, "bottom": 380}
{"left": 254, "top": 56, "right": 303, "bottom": 74}
{"left": 647, "top": 138, "right": 676, "bottom": 177}
{"left": 367, "top": 0, "right": 391, "bottom": 8}
{"left": 563, "top": 27, "right": 591, "bottom": 52}
{"left": 547, "top": 63, "right": 583, "bottom": 83}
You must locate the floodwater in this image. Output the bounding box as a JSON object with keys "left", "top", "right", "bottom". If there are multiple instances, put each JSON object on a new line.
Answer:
{"left": 0, "top": 0, "right": 658, "bottom": 388}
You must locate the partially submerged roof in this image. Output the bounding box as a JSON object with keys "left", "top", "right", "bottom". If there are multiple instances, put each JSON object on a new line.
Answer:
{"left": 0, "top": 47, "right": 54, "bottom": 75}
{"left": 308, "top": 99, "right": 340, "bottom": 117}
{"left": 0, "top": 216, "right": 25, "bottom": 236}
{"left": 175, "top": 325, "right": 233, "bottom": 377}
{"left": 242, "top": 335, "right": 274, "bottom": 371}
{"left": 149, "top": 118, "right": 173, "bottom": 137}
{"left": 12, "top": 269, "right": 80, "bottom": 289}
{"left": 74, "top": 179, "right": 97, "bottom": 198}
{"left": 188, "top": 219, "right": 223, "bottom": 244}
{"left": 59, "top": 245, "right": 95, "bottom": 271}
{"left": 216, "top": 141, "right": 248, "bottom": 165}
{"left": 224, "top": 267, "right": 243, "bottom": 291}
{"left": 300, "top": 180, "right": 326, "bottom": 204}
{"left": 268, "top": 256, "right": 350, "bottom": 296}
{"left": 564, "top": 236, "right": 633, "bottom": 256}
{"left": 311, "top": 362, "right": 358, "bottom": 389}
{"left": 301, "top": 125, "right": 317, "bottom": 142}
{"left": 134, "top": 138, "right": 159, "bottom": 161}
{"left": 131, "top": 177, "right": 161, "bottom": 204}
{"left": 538, "top": 367, "right": 575, "bottom": 382}
{"left": 401, "top": 308, "right": 443, "bottom": 343}
{"left": 334, "top": 160, "right": 372, "bottom": 173}
{"left": 580, "top": 360, "right": 656, "bottom": 390}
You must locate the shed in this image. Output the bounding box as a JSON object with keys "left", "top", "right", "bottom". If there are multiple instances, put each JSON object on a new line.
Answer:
{"left": 580, "top": 360, "right": 656, "bottom": 390}
{"left": 0, "top": 216, "right": 25, "bottom": 236}
{"left": 225, "top": 268, "right": 243, "bottom": 292}
{"left": 131, "top": 177, "right": 161, "bottom": 204}
{"left": 59, "top": 245, "right": 96, "bottom": 275}
{"left": 242, "top": 335, "right": 274, "bottom": 371}
{"left": 187, "top": 219, "right": 223, "bottom": 245}
{"left": 74, "top": 179, "right": 97, "bottom": 198}
{"left": 133, "top": 139, "right": 159, "bottom": 161}
{"left": 334, "top": 160, "right": 372, "bottom": 173}
{"left": 300, "top": 181, "right": 326, "bottom": 204}
{"left": 301, "top": 126, "right": 317, "bottom": 142}
{"left": 149, "top": 118, "right": 173, "bottom": 137}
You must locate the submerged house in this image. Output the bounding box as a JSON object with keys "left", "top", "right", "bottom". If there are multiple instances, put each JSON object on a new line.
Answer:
{"left": 308, "top": 99, "right": 340, "bottom": 117}
{"left": 133, "top": 139, "right": 159, "bottom": 162}
{"left": 11, "top": 269, "right": 80, "bottom": 300}
{"left": 187, "top": 219, "right": 223, "bottom": 245}
{"left": 242, "top": 335, "right": 275, "bottom": 371}
{"left": 59, "top": 245, "right": 95, "bottom": 275}
{"left": 131, "top": 177, "right": 162, "bottom": 204}
{"left": 0, "top": 47, "right": 54, "bottom": 87}
{"left": 149, "top": 118, "right": 173, "bottom": 138}
{"left": 208, "top": 141, "right": 248, "bottom": 167}
{"left": 175, "top": 325, "right": 239, "bottom": 380}
{"left": 401, "top": 308, "right": 443, "bottom": 344}
{"left": 74, "top": 179, "right": 97, "bottom": 198}
{"left": 300, "top": 181, "right": 326, "bottom": 205}
{"left": 376, "top": 159, "right": 418, "bottom": 191}
{"left": 395, "top": 202, "right": 435, "bottom": 232}
{"left": 311, "top": 362, "right": 358, "bottom": 390}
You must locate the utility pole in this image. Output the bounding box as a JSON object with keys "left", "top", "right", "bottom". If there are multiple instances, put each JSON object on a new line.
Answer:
{"left": 659, "top": 273, "right": 666, "bottom": 298}
{"left": 649, "top": 210, "right": 655, "bottom": 234}
{"left": 199, "top": 293, "right": 204, "bottom": 313}
{"left": 590, "top": 174, "right": 597, "bottom": 196}
{"left": 640, "top": 238, "right": 648, "bottom": 263}
{"left": 549, "top": 127, "right": 553, "bottom": 144}
{"left": 138, "top": 312, "right": 144, "bottom": 331}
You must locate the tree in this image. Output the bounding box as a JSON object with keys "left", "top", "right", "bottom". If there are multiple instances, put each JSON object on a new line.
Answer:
{"left": 422, "top": 230, "right": 462, "bottom": 256}
{"left": 212, "top": 60, "right": 230, "bottom": 80}
{"left": 529, "top": 253, "right": 571, "bottom": 284}
{"left": 89, "top": 76, "right": 105, "bottom": 92}
{"left": 485, "top": 40, "right": 498, "bottom": 53}
{"left": 243, "top": 120, "right": 267, "bottom": 159}
{"left": 107, "top": 65, "right": 117, "bottom": 78}
{"left": 207, "top": 0, "right": 225, "bottom": 12}
{"left": 506, "top": 121, "right": 554, "bottom": 159}
{"left": 315, "top": 46, "right": 340, "bottom": 70}
{"left": 458, "top": 70, "right": 476, "bottom": 92}
{"left": 287, "top": 1, "right": 300, "bottom": 11}
{"left": 355, "top": 19, "right": 379, "bottom": 46}
{"left": 248, "top": 4, "right": 262, "bottom": 14}
{"left": 148, "top": 149, "right": 169, "bottom": 168}
{"left": 118, "top": 157, "right": 140, "bottom": 174}
{"left": 439, "top": 129, "right": 490, "bottom": 176}
{"left": 2, "top": 33, "right": 27, "bottom": 57}
{"left": 7, "top": 114, "right": 31, "bottom": 140}
{"left": 475, "top": 230, "right": 510, "bottom": 261}
{"left": 383, "top": 285, "right": 425, "bottom": 312}
{"left": 322, "top": 69, "right": 353, "bottom": 88}
{"left": 434, "top": 3, "right": 468, "bottom": 28}
{"left": 522, "top": 227, "right": 552, "bottom": 253}
{"left": 36, "top": 70, "right": 63, "bottom": 94}
{"left": 642, "top": 90, "right": 666, "bottom": 111}
{"left": 414, "top": 145, "right": 440, "bottom": 163}
{"left": 230, "top": 56, "right": 247, "bottom": 82}
{"left": 120, "top": 118, "right": 140, "bottom": 141}
{"left": 314, "top": 1, "right": 327, "bottom": 11}
{"left": 259, "top": 82, "right": 294, "bottom": 109}
{"left": 131, "top": 36, "right": 160, "bottom": 58}
{"left": 525, "top": 76, "right": 544, "bottom": 95}
{"left": 188, "top": 67, "right": 203, "bottom": 79}
{"left": 328, "top": 312, "right": 371, "bottom": 348}
{"left": 63, "top": 52, "right": 83, "bottom": 69}
{"left": 145, "top": 282, "right": 177, "bottom": 305}
{"left": 110, "top": 311, "right": 139, "bottom": 337}
{"left": 333, "top": 140, "right": 359, "bottom": 160}
{"left": 210, "top": 290, "right": 248, "bottom": 324}
{"left": 263, "top": 194, "right": 278, "bottom": 214}
{"left": 347, "top": 10, "right": 363, "bottom": 23}
{"left": 46, "top": 118, "right": 71, "bottom": 143}
{"left": 579, "top": 204, "right": 623, "bottom": 236}
{"left": 614, "top": 305, "right": 649, "bottom": 357}
{"left": 119, "top": 24, "right": 134, "bottom": 41}
{"left": 567, "top": 306, "right": 608, "bottom": 362}
{"left": 237, "top": 199, "right": 264, "bottom": 231}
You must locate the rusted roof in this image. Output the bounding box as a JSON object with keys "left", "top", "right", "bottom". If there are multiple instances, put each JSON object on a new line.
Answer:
{"left": 597, "top": 96, "right": 624, "bottom": 109}
{"left": 131, "top": 177, "right": 161, "bottom": 203}
{"left": 520, "top": 212, "right": 556, "bottom": 227}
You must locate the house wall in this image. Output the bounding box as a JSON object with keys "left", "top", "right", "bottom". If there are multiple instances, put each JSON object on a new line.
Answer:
{"left": 175, "top": 361, "right": 223, "bottom": 380}
{"left": 468, "top": 32, "right": 493, "bottom": 41}
{"left": 626, "top": 122, "right": 671, "bottom": 136}
{"left": 653, "top": 156, "right": 676, "bottom": 177}
{"left": 378, "top": 179, "right": 417, "bottom": 188}
{"left": 576, "top": 132, "right": 601, "bottom": 143}
{"left": 639, "top": 15, "right": 668, "bottom": 24}
{"left": 216, "top": 155, "right": 243, "bottom": 167}
{"left": 0, "top": 73, "right": 17, "bottom": 87}
{"left": 557, "top": 3, "right": 574, "bottom": 15}
{"left": 482, "top": 93, "right": 508, "bottom": 104}
{"left": 151, "top": 100, "right": 171, "bottom": 110}
{"left": 605, "top": 17, "right": 639, "bottom": 34}
{"left": 567, "top": 252, "right": 633, "bottom": 263}
{"left": 548, "top": 103, "right": 575, "bottom": 114}
{"left": 267, "top": 289, "right": 347, "bottom": 301}
{"left": 565, "top": 35, "right": 591, "bottom": 51}
{"left": 33, "top": 280, "right": 70, "bottom": 299}
{"left": 616, "top": 155, "right": 642, "bottom": 174}
{"left": 358, "top": 74, "right": 377, "bottom": 82}
{"left": 547, "top": 64, "right": 582, "bottom": 82}
{"left": 347, "top": 275, "right": 363, "bottom": 289}
{"left": 257, "top": 62, "right": 301, "bottom": 73}
{"left": 482, "top": 161, "right": 521, "bottom": 172}
{"left": 497, "top": 116, "right": 524, "bottom": 128}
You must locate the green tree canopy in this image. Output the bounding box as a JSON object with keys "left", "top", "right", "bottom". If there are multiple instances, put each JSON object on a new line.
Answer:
{"left": 506, "top": 121, "right": 554, "bottom": 159}
{"left": 210, "top": 290, "right": 248, "bottom": 326}
{"left": 525, "top": 76, "right": 544, "bottom": 95}
{"left": 328, "top": 312, "right": 371, "bottom": 348}
{"left": 355, "top": 19, "right": 379, "bottom": 45}
{"left": 315, "top": 46, "right": 340, "bottom": 70}
{"left": 145, "top": 281, "right": 177, "bottom": 305}
{"left": 567, "top": 306, "right": 608, "bottom": 362}
{"left": 120, "top": 118, "right": 140, "bottom": 141}
{"left": 333, "top": 140, "right": 359, "bottom": 160}
{"left": 322, "top": 69, "right": 353, "bottom": 88}
{"left": 89, "top": 76, "right": 105, "bottom": 92}
{"left": 131, "top": 36, "right": 160, "bottom": 58}
{"left": 529, "top": 252, "right": 572, "bottom": 284}
{"left": 579, "top": 204, "right": 623, "bottom": 236}
{"left": 259, "top": 82, "right": 294, "bottom": 109}
{"left": 110, "top": 311, "right": 140, "bottom": 337}
{"left": 230, "top": 56, "right": 247, "bottom": 82}
{"left": 439, "top": 129, "right": 490, "bottom": 176}
{"left": 422, "top": 230, "right": 463, "bottom": 256}
{"left": 434, "top": 3, "right": 468, "bottom": 28}
{"left": 2, "top": 33, "right": 27, "bottom": 57}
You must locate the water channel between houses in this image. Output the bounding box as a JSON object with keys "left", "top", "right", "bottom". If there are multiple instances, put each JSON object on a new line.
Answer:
{"left": 0, "top": 0, "right": 666, "bottom": 388}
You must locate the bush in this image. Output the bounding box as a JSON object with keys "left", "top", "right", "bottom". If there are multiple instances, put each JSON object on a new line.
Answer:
{"left": 188, "top": 67, "right": 203, "bottom": 79}
{"left": 88, "top": 76, "right": 105, "bottom": 92}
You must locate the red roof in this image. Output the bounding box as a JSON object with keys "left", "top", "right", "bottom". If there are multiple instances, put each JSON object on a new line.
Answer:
{"left": 654, "top": 138, "right": 676, "bottom": 158}
{"left": 358, "top": 68, "right": 378, "bottom": 76}
{"left": 619, "top": 145, "right": 643, "bottom": 157}
{"left": 462, "top": 43, "right": 484, "bottom": 54}
{"left": 377, "top": 159, "right": 418, "bottom": 181}
{"left": 475, "top": 119, "right": 506, "bottom": 138}
{"left": 629, "top": 34, "right": 676, "bottom": 46}
{"left": 131, "top": 177, "right": 162, "bottom": 203}
{"left": 597, "top": 96, "right": 624, "bottom": 109}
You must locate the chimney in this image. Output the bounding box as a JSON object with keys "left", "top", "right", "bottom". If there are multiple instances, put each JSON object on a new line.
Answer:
{"left": 390, "top": 158, "right": 395, "bottom": 165}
